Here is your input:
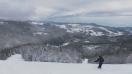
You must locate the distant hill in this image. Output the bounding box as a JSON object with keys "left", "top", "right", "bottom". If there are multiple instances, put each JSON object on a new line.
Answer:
{"left": 0, "top": 20, "right": 132, "bottom": 64}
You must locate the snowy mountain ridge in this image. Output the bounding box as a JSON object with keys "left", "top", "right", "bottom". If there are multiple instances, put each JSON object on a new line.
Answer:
{"left": 55, "top": 23, "right": 131, "bottom": 36}
{"left": 29, "top": 21, "right": 132, "bottom": 37}
{"left": 0, "top": 20, "right": 132, "bottom": 64}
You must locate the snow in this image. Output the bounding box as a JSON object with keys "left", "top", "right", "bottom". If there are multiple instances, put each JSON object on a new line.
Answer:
{"left": 55, "top": 24, "right": 124, "bottom": 36}
{"left": 116, "top": 32, "right": 123, "bottom": 36}
{"left": 33, "top": 32, "right": 43, "bottom": 35}
{"left": 1, "top": 54, "right": 132, "bottom": 74}
{"left": 99, "top": 27, "right": 114, "bottom": 34}
{"left": 6, "top": 54, "right": 24, "bottom": 61}
{"left": 55, "top": 24, "right": 103, "bottom": 36}
{"left": 99, "top": 27, "right": 123, "bottom": 36}
{"left": 31, "top": 22, "right": 43, "bottom": 25}
{"left": 83, "top": 45, "right": 99, "bottom": 50}
{"left": 74, "top": 39, "right": 80, "bottom": 42}
{"left": 89, "top": 30, "right": 104, "bottom": 36}
{"left": 56, "top": 25, "right": 67, "bottom": 29}
{"left": 68, "top": 24, "right": 80, "bottom": 27}
{"left": 33, "top": 32, "right": 48, "bottom": 35}
{"left": 82, "top": 59, "right": 89, "bottom": 64}
{"left": 84, "top": 25, "right": 94, "bottom": 28}
{"left": 43, "top": 33, "right": 48, "bottom": 35}
{"left": 71, "top": 28, "right": 82, "bottom": 32}
{"left": 56, "top": 24, "right": 104, "bottom": 36}
{"left": 84, "top": 41, "right": 90, "bottom": 43}
{"left": 62, "top": 42, "right": 70, "bottom": 46}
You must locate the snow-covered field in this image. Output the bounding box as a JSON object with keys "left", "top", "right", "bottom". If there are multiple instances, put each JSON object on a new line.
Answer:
{"left": 0, "top": 54, "right": 132, "bottom": 74}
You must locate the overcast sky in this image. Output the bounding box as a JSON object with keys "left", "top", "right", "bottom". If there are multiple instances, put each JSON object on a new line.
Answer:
{"left": 0, "top": 0, "right": 132, "bottom": 27}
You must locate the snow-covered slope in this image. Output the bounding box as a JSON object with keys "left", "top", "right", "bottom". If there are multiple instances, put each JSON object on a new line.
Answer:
{"left": 0, "top": 54, "right": 132, "bottom": 74}
{"left": 54, "top": 23, "right": 132, "bottom": 36}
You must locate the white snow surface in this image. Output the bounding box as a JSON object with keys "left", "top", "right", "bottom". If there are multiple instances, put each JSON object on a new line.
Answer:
{"left": 82, "top": 59, "right": 89, "bottom": 64}
{"left": 56, "top": 25, "right": 67, "bottom": 29}
{"left": 89, "top": 30, "right": 104, "bottom": 36}
{"left": 84, "top": 41, "right": 90, "bottom": 43}
{"left": 6, "top": 54, "right": 24, "bottom": 61}
{"left": 56, "top": 24, "right": 124, "bottom": 36}
{"left": 99, "top": 27, "right": 123, "bottom": 36}
{"left": 56, "top": 24, "right": 105, "bottom": 36}
{"left": 31, "top": 22, "right": 44, "bottom": 25}
{"left": 0, "top": 54, "right": 132, "bottom": 74}
{"left": 62, "top": 42, "right": 70, "bottom": 46}
{"left": 83, "top": 45, "right": 99, "bottom": 50}
{"left": 33, "top": 32, "right": 48, "bottom": 35}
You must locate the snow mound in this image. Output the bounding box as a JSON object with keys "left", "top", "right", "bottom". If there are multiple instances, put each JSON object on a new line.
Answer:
{"left": 6, "top": 54, "right": 24, "bottom": 61}
{"left": 82, "top": 59, "right": 88, "bottom": 64}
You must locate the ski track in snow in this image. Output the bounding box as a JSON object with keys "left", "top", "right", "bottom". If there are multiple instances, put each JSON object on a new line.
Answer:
{"left": 0, "top": 54, "right": 131, "bottom": 74}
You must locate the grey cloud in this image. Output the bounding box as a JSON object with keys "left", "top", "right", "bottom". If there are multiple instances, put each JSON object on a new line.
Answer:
{"left": 0, "top": 0, "right": 35, "bottom": 20}
{"left": 0, "top": 0, "right": 97, "bottom": 20}
{"left": 0, "top": 0, "right": 132, "bottom": 27}
{"left": 83, "top": 11, "right": 132, "bottom": 17}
